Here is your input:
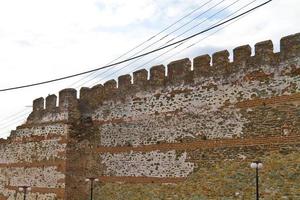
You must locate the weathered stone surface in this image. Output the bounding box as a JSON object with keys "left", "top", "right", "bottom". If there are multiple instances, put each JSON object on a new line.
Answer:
{"left": 0, "top": 124, "right": 68, "bottom": 199}
{"left": 1, "top": 33, "right": 300, "bottom": 200}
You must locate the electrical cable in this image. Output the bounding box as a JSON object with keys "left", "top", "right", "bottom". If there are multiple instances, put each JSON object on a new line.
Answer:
{"left": 0, "top": 107, "right": 30, "bottom": 123}
{"left": 0, "top": 108, "right": 30, "bottom": 137}
{"left": 68, "top": 0, "right": 215, "bottom": 88}
{"left": 1, "top": 1, "right": 215, "bottom": 134}
{"left": 0, "top": 0, "right": 272, "bottom": 92}
{"left": 134, "top": 0, "right": 258, "bottom": 71}
{"left": 79, "top": 0, "right": 262, "bottom": 88}
{"left": 82, "top": 0, "right": 230, "bottom": 87}
{"left": 0, "top": 112, "right": 29, "bottom": 130}
{"left": 0, "top": 111, "right": 31, "bottom": 127}
{"left": 0, "top": 0, "right": 270, "bottom": 137}
{"left": 154, "top": 8, "right": 253, "bottom": 69}
{"left": 72, "top": 0, "right": 225, "bottom": 88}
{"left": 88, "top": 0, "right": 258, "bottom": 86}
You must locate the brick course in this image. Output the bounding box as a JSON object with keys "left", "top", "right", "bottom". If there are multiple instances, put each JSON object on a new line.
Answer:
{"left": 0, "top": 32, "right": 300, "bottom": 199}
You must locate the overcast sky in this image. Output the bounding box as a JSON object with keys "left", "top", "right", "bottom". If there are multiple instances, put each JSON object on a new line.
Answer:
{"left": 0, "top": 0, "right": 299, "bottom": 138}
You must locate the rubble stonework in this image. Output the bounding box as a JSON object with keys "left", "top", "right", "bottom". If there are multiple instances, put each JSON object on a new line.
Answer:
{"left": 1, "top": 32, "right": 300, "bottom": 199}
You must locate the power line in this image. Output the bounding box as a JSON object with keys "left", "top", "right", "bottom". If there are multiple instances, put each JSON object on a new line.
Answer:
{"left": 89, "top": 4, "right": 254, "bottom": 101}
{"left": 0, "top": 1, "right": 217, "bottom": 130}
{"left": 79, "top": 0, "right": 230, "bottom": 87}
{"left": 87, "top": 0, "right": 244, "bottom": 87}
{"left": 0, "top": 112, "right": 29, "bottom": 130}
{"left": 152, "top": 7, "right": 253, "bottom": 70}
{"left": 0, "top": 110, "right": 30, "bottom": 135}
{"left": 0, "top": 107, "right": 30, "bottom": 123}
{"left": 69, "top": 0, "right": 215, "bottom": 88}
{"left": 0, "top": 111, "right": 31, "bottom": 127}
{"left": 72, "top": 0, "right": 221, "bottom": 88}
{"left": 163, "top": 0, "right": 241, "bottom": 45}
{"left": 86, "top": 0, "right": 261, "bottom": 87}
{"left": 139, "top": 0, "right": 259, "bottom": 68}
{"left": 0, "top": 0, "right": 272, "bottom": 92}
{"left": 0, "top": 1, "right": 270, "bottom": 136}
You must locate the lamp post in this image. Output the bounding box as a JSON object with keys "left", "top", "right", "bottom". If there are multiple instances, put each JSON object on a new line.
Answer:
{"left": 250, "top": 161, "right": 263, "bottom": 200}
{"left": 18, "top": 186, "right": 31, "bottom": 200}
{"left": 85, "top": 177, "right": 99, "bottom": 200}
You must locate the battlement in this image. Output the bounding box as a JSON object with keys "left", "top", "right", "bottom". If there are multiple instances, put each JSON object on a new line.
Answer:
{"left": 27, "top": 32, "right": 300, "bottom": 119}
{"left": 26, "top": 88, "right": 78, "bottom": 124}
{"left": 31, "top": 88, "right": 78, "bottom": 112}
{"left": 1, "top": 32, "right": 300, "bottom": 200}
{"left": 76, "top": 32, "right": 300, "bottom": 107}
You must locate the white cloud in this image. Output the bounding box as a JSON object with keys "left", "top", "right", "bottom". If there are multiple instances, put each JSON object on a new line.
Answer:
{"left": 94, "top": 0, "right": 157, "bottom": 27}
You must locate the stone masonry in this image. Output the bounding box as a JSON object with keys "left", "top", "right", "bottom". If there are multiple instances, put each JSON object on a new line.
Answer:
{"left": 0, "top": 32, "right": 300, "bottom": 199}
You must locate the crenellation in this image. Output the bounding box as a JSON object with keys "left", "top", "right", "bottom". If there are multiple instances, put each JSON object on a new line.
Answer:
{"left": 150, "top": 64, "right": 165, "bottom": 86}
{"left": 26, "top": 88, "right": 78, "bottom": 124}
{"left": 24, "top": 33, "right": 300, "bottom": 114}
{"left": 27, "top": 97, "right": 45, "bottom": 124}
{"left": 46, "top": 94, "right": 57, "bottom": 110}
{"left": 212, "top": 50, "right": 232, "bottom": 77}
{"left": 79, "top": 87, "right": 91, "bottom": 110}
{"left": 118, "top": 74, "right": 132, "bottom": 90}
{"left": 103, "top": 79, "right": 117, "bottom": 96}
{"left": 133, "top": 69, "right": 148, "bottom": 87}
{"left": 233, "top": 45, "right": 251, "bottom": 62}
{"left": 254, "top": 40, "right": 274, "bottom": 64}
{"left": 212, "top": 50, "right": 230, "bottom": 66}
{"left": 280, "top": 32, "right": 300, "bottom": 59}
{"left": 79, "top": 87, "right": 90, "bottom": 100}
{"left": 58, "top": 88, "right": 77, "bottom": 109}
{"left": 33, "top": 97, "right": 44, "bottom": 112}
{"left": 91, "top": 84, "right": 104, "bottom": 94}
{"left": 193, "top": 54, "right": 211, "bottom": 78}
{"left": 1, "top": 32, "right": 300, "bottom": 200}
{"left": 91, "top": 84, "right": 105, "bottom": 106}
{"left": 167, "top": 58, "right": 191, "bottom": 84}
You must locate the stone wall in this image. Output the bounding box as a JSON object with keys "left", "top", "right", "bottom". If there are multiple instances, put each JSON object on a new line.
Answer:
{"left": 0, "top": 125, "right": 68, "bottom": 200}
{"left": 0, "top": 89, "right": 78, "bottom": 200}
{"left": 1, "top": 32, "right": 300, "bottom": 199}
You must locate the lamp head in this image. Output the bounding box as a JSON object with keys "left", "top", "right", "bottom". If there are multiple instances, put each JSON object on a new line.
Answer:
{"left": 250, "top": 161, "right": 263, "bottom": 169}
{"left": 257, "top": 163, "right": 263, "bottom": 169}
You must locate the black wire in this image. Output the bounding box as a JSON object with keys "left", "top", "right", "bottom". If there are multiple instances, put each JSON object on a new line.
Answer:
{"left": 0, "top": 0, "right": 272, "bottom": 92}
{"left": 89, "top": 0, "right": 244, "bottom": 87}
{"left": 115, "top": 0, "right": 258, "bottom": 79}
{"left": 79, "top": 0, "right": 271, "bottom": 88}
{"left": 69, "top": 0, "right": 215, "bottom": 87}
{"left": 0, "top": 2, "right": 218, "bottom": 133}
{"left": 0, "top": 111, "right": 31, "bottom": 126}
{"left": 79, "top": 0, "right": 228, "bottom": 87}
{"left": 156, "top": 9, "right": 253, "bottom": 69}
{"left": 0, "top": 112, "right": 29, "bottom": 130}
{"left": 72, "top": 0, "right": 219, "bottom": 87}
{"left": 163, "top": 0, "right": 242, "bottom": 45}
{"left": 0, "top": 107, "right": 29, "bottom": 122}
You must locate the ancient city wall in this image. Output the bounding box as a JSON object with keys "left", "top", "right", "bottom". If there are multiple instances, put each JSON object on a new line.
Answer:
{"left": 0, "top": 90, "right": 78, "bottom": 200}
{"left": 0, "top": 32, "right": 300, "bottom": 199}
{"left": 71, "top": 32, "right": 300, "bottom": 200}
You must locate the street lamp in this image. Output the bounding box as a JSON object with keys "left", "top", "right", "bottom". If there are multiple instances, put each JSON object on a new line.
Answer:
{"left": 85, "top": 177, "right": 99, "bottom": 200}
{"left": 250, "top": 161, "right": 263, "bottom": 200}
{"left": 18, "top": 186, "right": 31, "bottom": 200}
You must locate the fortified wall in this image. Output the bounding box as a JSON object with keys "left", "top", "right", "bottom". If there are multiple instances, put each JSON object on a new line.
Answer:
{"left": 0, "top": 32, "right": 300, "bottom": 200}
